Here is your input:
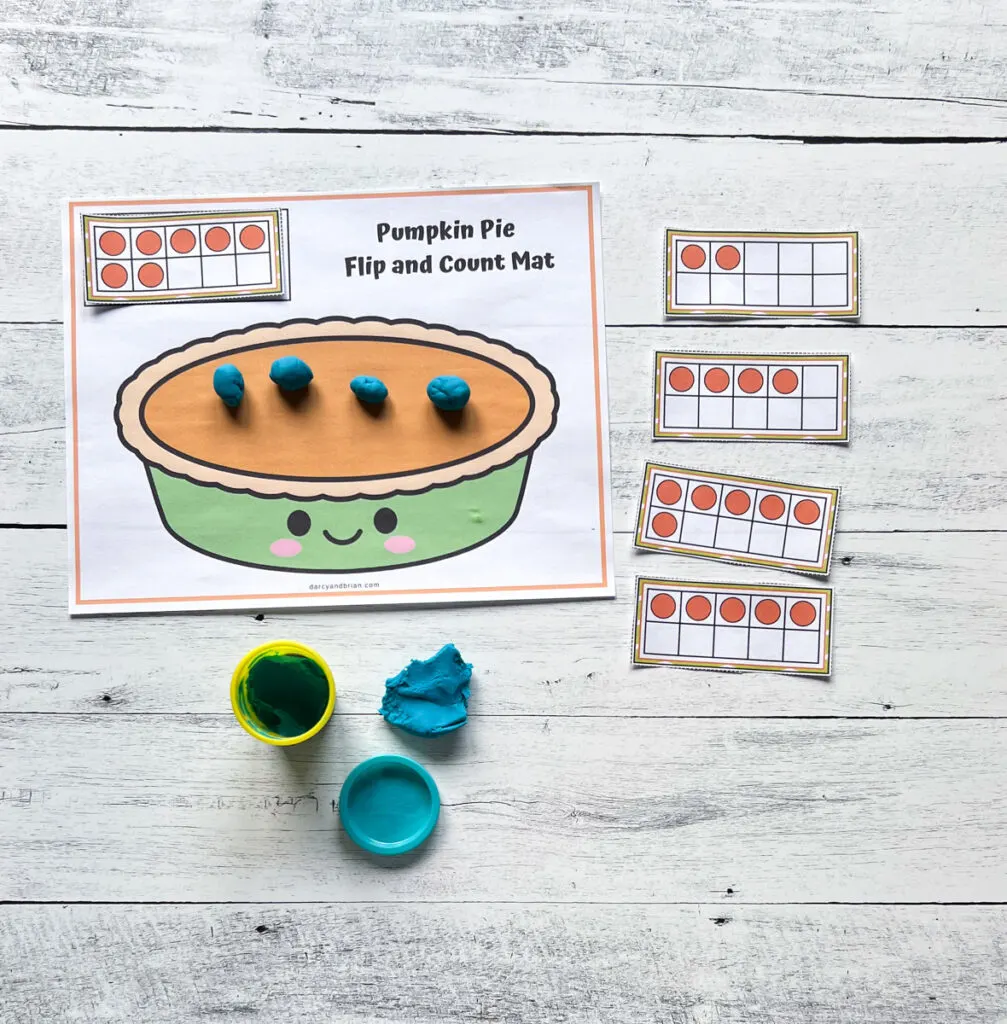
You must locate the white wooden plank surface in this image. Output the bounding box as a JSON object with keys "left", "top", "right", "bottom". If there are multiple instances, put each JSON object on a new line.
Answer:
{"left": 4, "top": 323, "right": 1006, "bottom": 528}
{"left": 2, "top": 714, "right": 1005, "bottom": 903}
{"left": 3, "top": 1, "right": 1007, "bottom": 137}
{"left": 3, "top": 4, "right": 1006, "bottom": 1012}
{"left": 5, "top": 133, "right": 1007, "bottom": 325}
{"left": 3, "top": 903, "right": 1004, "bottom": 1024}
{"left": 1, "top": 531, "right": 1004, "bottom": 718}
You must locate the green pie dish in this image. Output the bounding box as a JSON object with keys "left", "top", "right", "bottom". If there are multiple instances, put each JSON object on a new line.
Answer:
{"left": 115, "top": 317, "right": 558, "bottom": 573}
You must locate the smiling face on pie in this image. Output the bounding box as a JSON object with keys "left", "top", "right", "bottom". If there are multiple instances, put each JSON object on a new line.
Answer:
{"left": 115, "top": 317, "right": 558, "bottom": 572}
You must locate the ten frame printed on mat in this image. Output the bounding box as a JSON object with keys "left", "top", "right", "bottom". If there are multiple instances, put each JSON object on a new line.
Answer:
{"left": 82, "top": 209, "right": 289, "bottom": 304}
{"left": 665, "top": 230, "right": 858, "bottom": 317}
{"left": 635, "top": 463, "right": 839, "bottom": 576}
{"left": 653, "top": 352, "right": 850, "bottom": 442}
{"left": 633, "top": 578, "right": 833, "bottom": 676}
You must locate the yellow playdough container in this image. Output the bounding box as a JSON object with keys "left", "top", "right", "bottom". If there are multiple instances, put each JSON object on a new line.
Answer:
{"left": 230, "top": 640, "right": 335, "bottom": 746}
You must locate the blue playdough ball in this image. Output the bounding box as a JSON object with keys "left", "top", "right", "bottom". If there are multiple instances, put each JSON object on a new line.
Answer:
{"left": 379, "top": 644, "right": 473, "bottom": 737}
{"left": 426, "top": 375, "right": 470, "bottom": 411}
{"left": 269, "top": 355, "right": 314, "bottom": 391}
{"left": 350, "top": 375, "right": 388, "bottom": 404}
{"left": 212, "top": 363, "right": 244, "bottom": 407}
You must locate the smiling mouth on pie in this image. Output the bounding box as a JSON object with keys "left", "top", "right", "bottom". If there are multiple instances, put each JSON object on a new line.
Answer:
{"left": 114, "top": 316, "right": 559, "bottom": 573}
{"left": 323, "top": 528, "right": 363, "bottom": 546}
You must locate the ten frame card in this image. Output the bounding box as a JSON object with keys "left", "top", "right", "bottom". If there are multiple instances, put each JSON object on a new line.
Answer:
{"left": 653, "top": 352, "right": 850, "bottom": 442}
{"left": 633, "top": 578, "right": 833, "bottom": 676}
{"left": 665, "top": 230, "right": 858, "bottom": 317}
{"left": 82, "top": 209, "right": 290, "bottom": 304}
{"left": 635, "top": 463, "right": 839, "bottom": 575}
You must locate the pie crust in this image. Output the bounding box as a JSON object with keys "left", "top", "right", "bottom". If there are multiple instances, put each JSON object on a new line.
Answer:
{"left": 115, "top": 317, "right": 559, "bottom": 500}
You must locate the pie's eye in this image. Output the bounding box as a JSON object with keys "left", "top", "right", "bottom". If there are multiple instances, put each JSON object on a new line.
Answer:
{"left": 373, "top": 507, "right": 397, "bottom": 534}
{"left": 287, "top": 510, "right": 311, "bottom": 536}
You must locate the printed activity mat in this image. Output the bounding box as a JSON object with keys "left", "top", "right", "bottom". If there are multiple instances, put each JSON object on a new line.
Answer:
{"left": 633, "top": 578, "right": 833, "bottom": 676}
{"left": 635, "top": 463, "right": 839, "bottom": 575}
{"left": 653, "top": 352, "right": 850, "bottom": 441}
{"left": 63, "top": 185, "right": 612, "bottom": 614}
{"left": 665, "top": 230, "right": 858, "bottom": 317}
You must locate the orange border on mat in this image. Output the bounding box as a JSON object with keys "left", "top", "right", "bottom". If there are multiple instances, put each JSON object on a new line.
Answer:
{"left": 67, "top": 184, "right": 609, "bottom": 608}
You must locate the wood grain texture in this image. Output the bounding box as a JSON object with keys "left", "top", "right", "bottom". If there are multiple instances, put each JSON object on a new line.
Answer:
{"left": 4, "top": 1, "right": 1006, "bottom": 1015}
{"left": 3, "top": 1, "right": 1007, "bottom": 137}
{"left": 1, "top": 531, "right": 1005, "bottom": 717}
{"left": 2, "top": 714, "right": 1005, "bottom": 902}
{"left": 5, "top": 323, "right": 1006, "bottom": 528}
{"left": 6, "top": 133, "right": 1007, "bottom": 324}
{"left": 3, "top": 903, "right": 1006, "bottom": 1024}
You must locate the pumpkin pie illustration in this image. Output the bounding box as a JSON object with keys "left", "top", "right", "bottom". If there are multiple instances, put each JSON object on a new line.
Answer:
{"left": 114, "top": 317, "right": 558, "bottom": 572}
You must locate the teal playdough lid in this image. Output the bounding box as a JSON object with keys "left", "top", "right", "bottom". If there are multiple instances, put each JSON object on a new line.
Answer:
{"left": 338, "top": 755, "right": 440, "bottom": 855}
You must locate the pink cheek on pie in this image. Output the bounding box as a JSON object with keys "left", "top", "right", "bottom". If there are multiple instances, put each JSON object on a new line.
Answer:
{"left": 270, "top": 538, "right": 302, "bottom": 558}
{"left": 384, "top": 535, "right": 416, "bottom": 555}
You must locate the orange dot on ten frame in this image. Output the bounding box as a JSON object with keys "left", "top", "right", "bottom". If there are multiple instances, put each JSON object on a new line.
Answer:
{"left": 738, "top": 368, "right": 764, "bottom": 393}
{"left": 715, "top": 245, "right": 741, "bottom": 270}
{"left": 240, "top": 224, "right": 266, "bottom": 250}
{"left": 170, "top": 228, "right": 197, "bottom": 254}
{"left": 690, "top": 485, "right": 718, "bottom": 511}
{"left": 656, "top": 479, "right": 682, "bottom": 506}
{"left": 724, "top": 489, "right": 751, "bottom": 515}
{"left": 773, "top": 368, "right": 799, "bottom": 394}
{"left": 759, "top": 495, "right": 786, "bottom": 520}
{"left": 651, "top": 512, "right": 678, "bottom": 538}
{"left": 650, "top": 593, "right": 677, "bottom": 619}
{"left": 704, "top": 368, "right": 730, "bottom": 393}
{"left": 686, "top": 595, "right": 712, "bottom": 621}
{"left": 99, "top": 230, "right": 126, "bottom": 256}
{"left": 719, "top": 597, "right": 746, "bottom": 623}
{"left": 790, "top": 601, "right": 817, "bottom": 627}
{"left": 755, "top": 599, "right": 781, "bottom": 625}
{"left": 793, "top": 499, "right": 822, "bottom": 525}
{"left": 100, "top": 263, "right": 128, "bottom": 289}
{"left": 137, "top": 262, "right": 164, "bottom": 288}
{"left": 681, "top": 244, "right": 706, "bottom": 269}
{"left": 204, "top": 226, "right": 231, "bottom": 252}
{"left": 135, "top": 230, "right": 162, "bottom": 255}
{"left": 669, "top": 366, "right": 695, "bottom": 392}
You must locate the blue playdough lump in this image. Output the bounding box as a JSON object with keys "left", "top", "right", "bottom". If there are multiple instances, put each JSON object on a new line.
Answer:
{"left": 379, "top": 644, "right": 472, "bottom": 737}
{"left": 269, "top": 355, "right": 314, "bottom": 391}
{"left": 350, "top": 375, "right": 389, "bottom": 404}
{"left": 426, "top": 375, "right": 470, "bottom": 411}
{"left": 212, "top": 363, "right": 245, "bottom": 407}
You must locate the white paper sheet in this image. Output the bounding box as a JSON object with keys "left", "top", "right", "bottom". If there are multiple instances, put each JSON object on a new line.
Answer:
{"left": 63, "top": 184, "right": 613, "bottom": 614}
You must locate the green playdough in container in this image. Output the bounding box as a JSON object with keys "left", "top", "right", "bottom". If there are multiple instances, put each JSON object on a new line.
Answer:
{"left": 244, "top": 653, "right": 331, "bottom": 738}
